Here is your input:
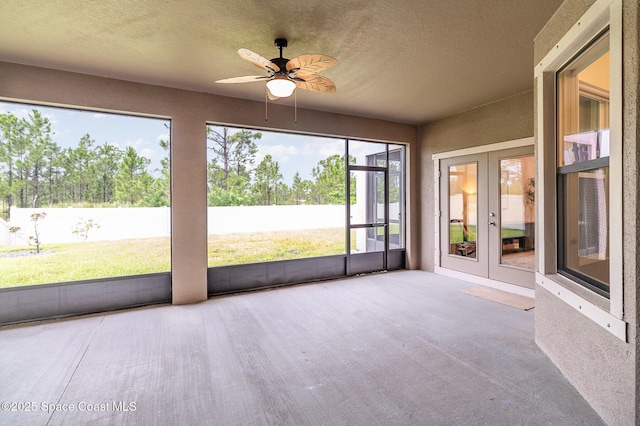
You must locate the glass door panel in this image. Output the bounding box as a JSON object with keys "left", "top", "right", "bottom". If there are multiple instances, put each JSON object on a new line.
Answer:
{"left": 386, "top": 147, "right": 404, "bottom": 249}
{"left": 350, "top": 227, "right": 386, "bottom": 253}
{"left": 448, "top": 163, "right": 478, "bottom": 258}
{"left": 488, "top": 147, "right": 535, "bottom": 287}
{"left": 349, "top": 169, "right": 387, "bottom": 255}
{"left": 499, "top": 156, "right": 535, "bottom": 270}
{"left": 349, "top": 170, "right": 384, "bottom": 224}
{"left": 389, "top": 173, "right": 402, "bottom": 249}
{"left": 439, "top": 154, "right": 488, "bottom": 278}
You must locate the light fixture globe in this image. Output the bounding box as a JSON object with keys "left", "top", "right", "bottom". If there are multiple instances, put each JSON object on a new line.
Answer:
{"left": 266, "top": 76, "right": 296, "bottom": 98}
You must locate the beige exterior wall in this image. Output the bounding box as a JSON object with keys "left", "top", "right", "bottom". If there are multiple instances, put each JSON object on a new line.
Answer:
{"left": 0, "top": 61, "right": 416, "bottom": 304}
{"left": 534, "top": 0, "right": 639, "bottom": 424}
{"left": 417, "top": 91, "right": 534, "bottom": 271}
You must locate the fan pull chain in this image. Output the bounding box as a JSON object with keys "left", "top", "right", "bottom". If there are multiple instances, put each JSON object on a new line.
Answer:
{"left": 265, "top": 89, "right": 268, "bottom": 122}
{"left": 294, "top": 89, "right": 297, "bottom": 124}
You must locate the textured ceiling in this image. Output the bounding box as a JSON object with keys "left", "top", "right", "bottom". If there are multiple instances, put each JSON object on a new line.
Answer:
{"left": 0, "top": 0, "right": 563, "bottom": 125}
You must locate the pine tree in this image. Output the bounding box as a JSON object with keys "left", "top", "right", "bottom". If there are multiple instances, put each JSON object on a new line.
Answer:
{"left": 25, "top": 110, "right": 54, "bottom": 207}
{"left": 114, "top": 146, "right": 152, "bottom": 205}
{"left": 92, "top": 142, "right": 123, "bottom": 203}
{"left": 207, "top": 127, "right": 261, "bottom": 205}
{"left": 0, "top": 112, "right": 27, "bottom": 217}
{"left": 252, "top": 154, "right": 283, "bottom": 205}
{"left": 311, "top": 154, "right": 356, "bottom": 204}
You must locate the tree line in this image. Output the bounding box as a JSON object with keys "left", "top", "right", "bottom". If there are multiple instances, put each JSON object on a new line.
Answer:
{"left": 0, "top": 110, "right": 170, "bottom": 219}
{"left": 0, "top": 109, "right": 357, "bottom": 219}
{"left": 206, "top": 127, "right": 355, "bottom": 206}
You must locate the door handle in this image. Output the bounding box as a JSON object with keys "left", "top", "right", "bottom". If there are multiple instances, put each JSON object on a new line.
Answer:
{"left": 489, "top": 212, "right": 496, "bottom": 226}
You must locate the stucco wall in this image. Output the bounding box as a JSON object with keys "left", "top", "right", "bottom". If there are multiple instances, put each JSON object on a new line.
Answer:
{"left": 417, "top": 91, "right": 534, "bottom": 271}
{"left": 628, "top": 2, "right": 640, "bottom": 418}
{"left": 0, "top": 61, "right": 416, "bottom": 304}
{"left": 533, "top": 0, "right": 598, "bottom": 64}
{"left": 533, "top": 0, "right": 639, "bottom": 424}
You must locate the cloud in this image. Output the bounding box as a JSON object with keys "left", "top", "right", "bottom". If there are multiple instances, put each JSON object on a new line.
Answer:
{"left": 156, "top": 132, "right": 170, "bottom": 142}
{"left": 315, "top": 140, "right": 345, "bottom": 158}
{"left": 260, "top": 144, "right": 298, "bottom": 164}
{"left": 140, "top": 148, "right": 154, "bottom": 159}
{"left": 124, "top": 138, "right": 147, "bottom": 148}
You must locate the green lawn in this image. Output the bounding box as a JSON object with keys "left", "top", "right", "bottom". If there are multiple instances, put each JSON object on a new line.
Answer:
{"left": 501, "top": 228, "right": 526, "bottom": 238}
{"left": 0, "top": 228, "right": 348, "bottom": 288}
{"left": 449, "top": 224, "right": 477, "bottom": 243}
{"left": 0, "top": 237, "right": 170, "bottom": 288}
{"left": 208, "top": 228, "right": 346, "bottom": 266}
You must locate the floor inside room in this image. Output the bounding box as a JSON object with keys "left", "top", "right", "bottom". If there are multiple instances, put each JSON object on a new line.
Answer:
{"left": 502, "top": 249, "right": 536, "bottom": 270}
{"left": 0, "top": 270, "right": 603, "bottom": 425}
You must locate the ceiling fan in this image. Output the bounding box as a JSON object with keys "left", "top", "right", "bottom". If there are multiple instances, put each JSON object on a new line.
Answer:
{"left": 215, "top": 38, "right": 337, "bottom": 100}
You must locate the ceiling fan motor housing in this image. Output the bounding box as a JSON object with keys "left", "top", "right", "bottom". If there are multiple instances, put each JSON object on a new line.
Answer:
{"left": 271, "top": 38, "right": 290, "bottom": 74}
{"left": 271, "top": 57, "right": 290, "bottom": 73}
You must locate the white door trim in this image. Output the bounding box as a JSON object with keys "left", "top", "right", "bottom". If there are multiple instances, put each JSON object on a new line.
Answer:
{"left": 432, "top": 137, "right": 533, "bottom": 161}
{"left": 435, "top": 266, "right": 535, "bottom": 298}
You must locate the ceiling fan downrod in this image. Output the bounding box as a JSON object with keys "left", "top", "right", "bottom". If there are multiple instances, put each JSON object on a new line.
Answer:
{"left": 274, "top": 38, "right": 288, "bottom": 59}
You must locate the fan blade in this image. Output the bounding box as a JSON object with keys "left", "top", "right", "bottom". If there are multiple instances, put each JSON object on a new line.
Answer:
{"left": 238, "top": 48, "right": 280, "bottom": 72}
{"left": 215, "top": 75, "right": 269, "bottom": 84}
{"left": 286, "top": 54, "right": 337, "bottom": 76}
{"left": 295, "top": 75, "right": 336, "bottom": 93}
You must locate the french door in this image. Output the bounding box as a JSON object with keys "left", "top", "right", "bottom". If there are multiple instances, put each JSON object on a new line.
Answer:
{"left": 439, "top": 146, "right": 535, "bottom": 288}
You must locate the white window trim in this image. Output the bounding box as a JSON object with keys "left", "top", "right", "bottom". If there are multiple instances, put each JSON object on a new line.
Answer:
{"left": 535, "top": 0, "right": 625, "bottom": 340}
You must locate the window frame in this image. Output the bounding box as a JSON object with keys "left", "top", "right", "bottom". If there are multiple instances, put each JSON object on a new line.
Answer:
{"left": 556, "top": 161, "right": 610, "bottom": 296}
{"left": 534, "top": 0, "right": 624, "bottom": 340}
{"left": 555, "top": 31, "right": 611, "bottom": 296}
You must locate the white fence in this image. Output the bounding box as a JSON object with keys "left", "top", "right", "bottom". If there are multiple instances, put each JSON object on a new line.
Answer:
{"left": 0, "top": 217, "right": 11, "bottom": 245}
{"left": 1, "top": 205, "right": 346, "bottom": 246}
{"left": 449, "top": 194, "right": 532, "bottom": 229}
{"left": 207, "top": 205, "right": 344, "bottom": 235}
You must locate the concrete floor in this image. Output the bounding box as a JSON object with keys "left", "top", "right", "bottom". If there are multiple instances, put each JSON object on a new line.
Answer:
{"left": 0, "top": 270, "right": 603, "bottom": 425}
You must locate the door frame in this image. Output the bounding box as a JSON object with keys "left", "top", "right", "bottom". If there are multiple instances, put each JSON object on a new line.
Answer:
{"left": 439, "top": 153, "right": 489, "bottom": 277}
{"left": 432, "top": 137, "right": 535, "bottom": 292}
{"left": 346, "top": 142, "right": 389, "bottom": 276}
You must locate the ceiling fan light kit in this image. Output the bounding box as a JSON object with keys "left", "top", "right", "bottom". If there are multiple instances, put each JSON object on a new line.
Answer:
{"left": 266, "top": 75, "right": 296, "bottom": 98}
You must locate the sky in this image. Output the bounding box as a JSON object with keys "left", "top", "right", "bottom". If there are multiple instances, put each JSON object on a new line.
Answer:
{"left": 207, "top": 125, "right": 348, "bottom": 184}
{"left": 207, "top": 126, "right": 394, "bottom": 184}
{"left": 0, "top": 101, "right": 169, "bottom": 176}
{"left": 0, "top": 100, "right": 394, "bottom": 185}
